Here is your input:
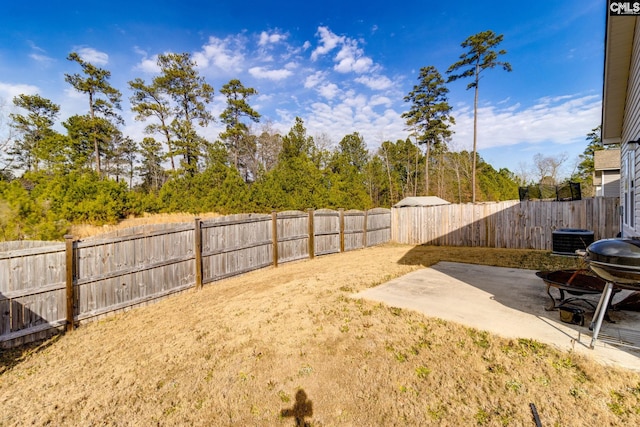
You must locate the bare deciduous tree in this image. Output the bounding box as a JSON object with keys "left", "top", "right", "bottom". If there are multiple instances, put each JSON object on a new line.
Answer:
{"left": 533, "top": 152, "right": 568, "bottom": 184}
{"left": 0, "top": 98, "right": 15, "bottom": 179}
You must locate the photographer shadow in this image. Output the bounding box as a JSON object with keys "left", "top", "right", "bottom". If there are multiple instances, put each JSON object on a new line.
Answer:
{"left": 281, "top": 389, "right": 313, "bottom": 427}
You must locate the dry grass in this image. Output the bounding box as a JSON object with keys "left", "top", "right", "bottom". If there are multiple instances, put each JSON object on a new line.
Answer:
{"left": 69, "top": 212, "right": 222, "bottom": 239}
{"left": 2, "top": 244, "right": 640, "bottom": 426}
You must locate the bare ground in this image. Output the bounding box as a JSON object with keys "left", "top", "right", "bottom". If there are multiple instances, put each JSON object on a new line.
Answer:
{"left": 1, "top": 244, "right": 639, "bottom": 426}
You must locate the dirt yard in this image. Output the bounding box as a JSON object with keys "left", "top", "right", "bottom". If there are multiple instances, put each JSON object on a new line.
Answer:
{"left": 1, "top": 244, "right": 639, "bottom": 426}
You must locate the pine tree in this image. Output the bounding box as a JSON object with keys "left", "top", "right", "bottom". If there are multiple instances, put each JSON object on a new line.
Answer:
{"left": 402, "top": 66, "right": 454, "bottom": 195}
{"left": 154, "top": 53, "right": 214, "bottom": 174}
{"left": 129, "top": 77, "right": 176, "bottom": 171}
{"left": 65, "top": 52, "right": 122, "bottom": 175}
{"left": 219, "top": 79, "right": 260, "bottom": 176}
{"left": 9, "top": 94, "right": 61, "bottom": 172}
{"left": 447, "top": 30, "right": 511, "bottom": 202}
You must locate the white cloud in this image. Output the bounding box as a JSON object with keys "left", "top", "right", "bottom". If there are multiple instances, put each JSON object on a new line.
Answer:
{"left": 29, "top": 53, "right": 54, "bottom": 64}
{"left": 450, "top": 94, "right": 601, "bottom": 151}
{"left": 370, "top": 95, "right": 392, "bottom": 107}
{"left": 57, "top": 87, "right": 91, "bottom": 125}
{"left": 304, "top": 71, "right": 326, "bottom": 88}
{"left": 248, "top": 66, "right": 292, "bottom": 81}
{"left": 62, "top": 86, "right": 87, "bottom": 101}
{"left": 284, "top": 61, "right": 298, "bottom": 70}
{"left": 301, "top": 94, "right": 408, "bottom": 150}
{"left": 0, "top": 82, "right": 39, "bottom": 100}
{"left": 27, "top": 40, "right": 46, "bottom": 53}
{"left": 75, "top": 47, "right": 109, "bottom": 65}
{"left": 193, "top": 36, "right": 245, "bottom": 74}
{"left": 355, "top": 75, "right": 394, "bottom": 90}
{"left": 318, "top": 83, "right": 340, "bottom": 100}
{"left": 334, "top": 40, "right": 373, "bottom": 74}
{"left": 311, "top": 26, "right": 343, "bottom": 61}
{"left": 310, "top": 26, "right": 376, "bottom": 74}
{"left": 258, "top": 30, "right": 287, "bottom": 46}
{"left": 134, "top": 54, "right": 160, "bottom": 74}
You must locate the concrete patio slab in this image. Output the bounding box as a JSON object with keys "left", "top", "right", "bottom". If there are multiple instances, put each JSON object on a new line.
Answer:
{"left": 354, "top": 262, "right": 640, "bottom": 371}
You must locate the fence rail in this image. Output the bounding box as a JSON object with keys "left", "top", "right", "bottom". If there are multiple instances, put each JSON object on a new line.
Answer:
{"left": 1, "top": 208, "right": 391, "bottom": 348}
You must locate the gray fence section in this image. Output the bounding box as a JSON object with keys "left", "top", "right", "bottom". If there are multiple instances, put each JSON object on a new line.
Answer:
{"left": 0, "top": 244, "right": 68, "bottom": 344}
{"left": 391, "top": 198, "right": 620, "bottom": 248}
{"left": 314, "top": 209, "right": 340, "bottom": 256}
{"left": 201, "top": 214, "right": 273, "bottom": 283}
{"left": 73, "top": 224, "right": 196, "bottom": 323}
{"left": 1, "top": 208, "right": 391, "bottom": 347}
{"left": 277, "top": 211, "right": 310, "bottom": 263}
{"left": 366, "top": 208, "right": 392, "bottom": 247}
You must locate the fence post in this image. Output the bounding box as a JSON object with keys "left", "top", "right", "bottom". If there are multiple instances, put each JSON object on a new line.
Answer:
{"left": 194, "top": 218, "right": 203, "bottom": 289}
{"left": 363, "top": 210, "right": 368, "bottom": 248}
{"left": 308, "top": 208, "right": 315, "bottom": 259}
{"left": 64, "top": 234, "right": 75, "bottom": 332}
{"left": 339, "top": 208, "right": 345, "bottom": 252}
{"left": 272, "top": 211, "right": 278, "bottom": 268}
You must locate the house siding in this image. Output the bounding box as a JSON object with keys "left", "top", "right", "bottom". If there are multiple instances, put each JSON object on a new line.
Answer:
{"left": 621, "top": 18, "right": 640, "bottom": 237}
{"left": 620, "top": 18, "right": 640, "bottom": 237}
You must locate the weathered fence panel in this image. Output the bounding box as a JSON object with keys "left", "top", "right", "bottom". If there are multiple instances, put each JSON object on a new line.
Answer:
{"left": 391, "top": 198, "right": 620, "bottom": 249}
{"left": 367, "top": 208, "right": 392, "bottom": 246}
{"left": 314, "top": 209, "right": 340, "bottom": 256}
{"left": 0, "top": 244, "right": 67, "bottom": 345}
{"left": 74, "top": 224, "right": 195, "bottom": 322}
{"left": 277, "top": 210, "right": 310, "bottom": 263}
{"left": 344, "top": 210, "right": 365, "bottom": 251}
{"left": 201, "top": 214, "right": 273, "bottom": 283}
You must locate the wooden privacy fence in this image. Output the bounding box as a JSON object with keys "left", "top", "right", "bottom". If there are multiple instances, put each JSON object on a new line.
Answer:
{"left": 0, "top": 208, "right": 391, "bottom": 348}
{"left": 392, "top": 198, "right": 621, "bottom": 248}
{"left": 1, "top": 198, "right": 621, "bottom": 347}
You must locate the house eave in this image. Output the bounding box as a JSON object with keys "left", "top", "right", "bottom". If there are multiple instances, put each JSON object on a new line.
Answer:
{"left": 602, "top": 15, "right": 636, "bottom": 143}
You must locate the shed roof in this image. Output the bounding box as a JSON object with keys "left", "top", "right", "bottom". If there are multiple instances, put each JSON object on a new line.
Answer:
{"left": 393, "top": 196, "right": 450, "bottom": 207}
{"left": 594, "top": 148, "right": 621, "bottom": 170}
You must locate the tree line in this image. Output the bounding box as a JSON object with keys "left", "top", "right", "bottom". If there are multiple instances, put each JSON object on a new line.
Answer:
{"left": 0, "top": 30, "right": 597, "bottom": 241}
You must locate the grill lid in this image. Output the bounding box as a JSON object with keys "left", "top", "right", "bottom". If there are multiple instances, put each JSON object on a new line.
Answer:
{"left": 586, "top": 238, "right": 640, "bottom": 267}
{"left": 585, "top": 238, "right": 640, "bottom": 286}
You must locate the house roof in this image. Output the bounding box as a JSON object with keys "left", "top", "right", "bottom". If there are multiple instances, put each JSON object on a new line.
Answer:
{"left": 602, "top": 15, "right": 636, "bottom": 145}
{"left": 594, "top": 148, "right": 621, "bottom": 170}
{"left": 393, "top": 196, "right": 450, "bottom": 207}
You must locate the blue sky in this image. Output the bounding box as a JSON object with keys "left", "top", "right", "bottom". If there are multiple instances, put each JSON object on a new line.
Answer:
{"left": 0, "top": 0, "right": 604, "bottom": 178}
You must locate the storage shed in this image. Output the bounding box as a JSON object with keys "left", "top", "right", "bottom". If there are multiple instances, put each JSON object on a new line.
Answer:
{"left": 393, "top": 196, "right": 450, "bottom": 208}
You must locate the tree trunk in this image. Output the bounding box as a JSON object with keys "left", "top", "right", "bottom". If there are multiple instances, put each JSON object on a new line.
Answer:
{"left": 424, "top": 142, "right": 430, "bottom": 196}
{"left": 472, "top": 63, "right": 479, "bottom": 203}
{"left": 382, "top": 146, "right": 394, "bottom": 205}
{"left": 89, "top": 91, "right": 101, "bottom": 176}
